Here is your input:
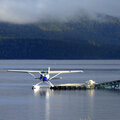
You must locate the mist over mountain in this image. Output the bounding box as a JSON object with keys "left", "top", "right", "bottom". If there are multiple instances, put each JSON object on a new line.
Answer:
{"left": 0, "top": 0, "right": 120, "bottom": 24}
{"left": 0, "top": 15, "right": 120, "bottom": 59}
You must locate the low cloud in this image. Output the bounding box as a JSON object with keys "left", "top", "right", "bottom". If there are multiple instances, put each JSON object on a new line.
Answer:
{"left": 0, "top": 0, "right": 120, "bottom": 24}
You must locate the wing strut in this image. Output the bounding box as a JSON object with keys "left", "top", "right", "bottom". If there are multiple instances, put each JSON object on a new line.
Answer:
{"left": 50, "top": 72, "right": 61, "bottom": 80}
{"left": 28, "top": 72, "right": 36, "bottom": 78}
{"left": 28, "top": 72, "right": 41, "bottom": 79}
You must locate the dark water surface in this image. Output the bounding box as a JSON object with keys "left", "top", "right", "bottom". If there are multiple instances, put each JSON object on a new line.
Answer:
{"left": 0, "top": 60, "right": 120, "bottom": 120}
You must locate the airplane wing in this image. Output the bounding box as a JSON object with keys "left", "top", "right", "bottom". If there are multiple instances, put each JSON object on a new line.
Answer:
{"left": 49, "top": 70, "right": 83, "bottom": 74}
{"left": 8, "top": 70, "right": 83, "bottom": 74}
{"left": 8, "top": 70, "right": 42, "bottom": 73}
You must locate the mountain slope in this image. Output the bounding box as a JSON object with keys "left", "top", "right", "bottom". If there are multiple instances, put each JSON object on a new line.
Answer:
{"left": 0, "top": 16, "right": 120, "bottom": 59}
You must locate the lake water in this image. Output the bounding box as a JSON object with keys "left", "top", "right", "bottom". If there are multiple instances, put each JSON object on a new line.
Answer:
{"left": 0, "top": 60, "right": 120, "bottom": 120}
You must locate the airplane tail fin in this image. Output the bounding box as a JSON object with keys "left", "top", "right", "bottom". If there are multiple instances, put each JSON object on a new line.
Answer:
{"left": 48, "top": 67, "right": 50, "bottom": 73}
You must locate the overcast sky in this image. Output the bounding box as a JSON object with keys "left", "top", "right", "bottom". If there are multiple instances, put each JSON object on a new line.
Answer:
{"left": 0, "top": 0, "right": 120, "bottom": 24}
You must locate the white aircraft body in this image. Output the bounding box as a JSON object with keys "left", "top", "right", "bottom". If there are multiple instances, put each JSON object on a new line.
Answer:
{"left": 8, "top": 67, "right": 83, "bottom": 89}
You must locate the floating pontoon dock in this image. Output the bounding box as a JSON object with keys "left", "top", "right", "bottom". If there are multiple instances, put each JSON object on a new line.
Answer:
{"left": 50, "top": 80, "right": 120, "bottom": 90}
{"left": 95, "top": 80, "right": 120, "bottom": 89}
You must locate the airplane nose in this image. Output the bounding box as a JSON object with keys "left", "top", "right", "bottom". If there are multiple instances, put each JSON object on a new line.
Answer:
{"left": 43, "top": 76, "right": 48, "bottom": 81}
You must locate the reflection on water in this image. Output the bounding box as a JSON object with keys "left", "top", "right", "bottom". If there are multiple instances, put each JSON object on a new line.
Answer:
{"left": 32, "top": 88, "right": 120, "bottom": 120}
{"left": 33, "top": 88, "right": 54, "bottom": 97}
{"left": 80, "top": 117, "right": 91, "bottom": 120}
{"left": 33, "top": 88, "right": 53, "bottom": 120}
{"left": 33, "top": 88, "right": 95, "bottom": 120}
{"left": 33, "top": 88, "right": 96, "bottom": 98}
{"left": 88, "top": 89, "right": 95, "bottom": 97}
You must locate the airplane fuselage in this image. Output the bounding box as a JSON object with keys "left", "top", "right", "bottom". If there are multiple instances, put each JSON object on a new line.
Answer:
{"left": 40, "top": 74, "right": 50, "bottom": 81}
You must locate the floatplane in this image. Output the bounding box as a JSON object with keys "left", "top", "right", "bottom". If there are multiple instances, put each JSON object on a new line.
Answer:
{"left": 8, "top": 67, "right": 83, "bottom": 89}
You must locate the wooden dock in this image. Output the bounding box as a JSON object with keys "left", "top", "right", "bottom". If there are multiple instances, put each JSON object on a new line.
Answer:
{"left": 50, "top": 80, "right": 120, "bottom": 90}
{"left": 50, "top": 83, "right": 95, "bottom": 90}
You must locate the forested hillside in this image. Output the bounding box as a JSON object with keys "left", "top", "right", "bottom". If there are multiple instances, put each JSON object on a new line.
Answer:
{"left": 0, "top": 16, "right": 120, "bottom": 59}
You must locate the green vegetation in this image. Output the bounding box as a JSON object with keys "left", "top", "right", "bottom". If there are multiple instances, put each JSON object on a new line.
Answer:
{"left": 0, "top": 16, "right": 120, "bottom": 59}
